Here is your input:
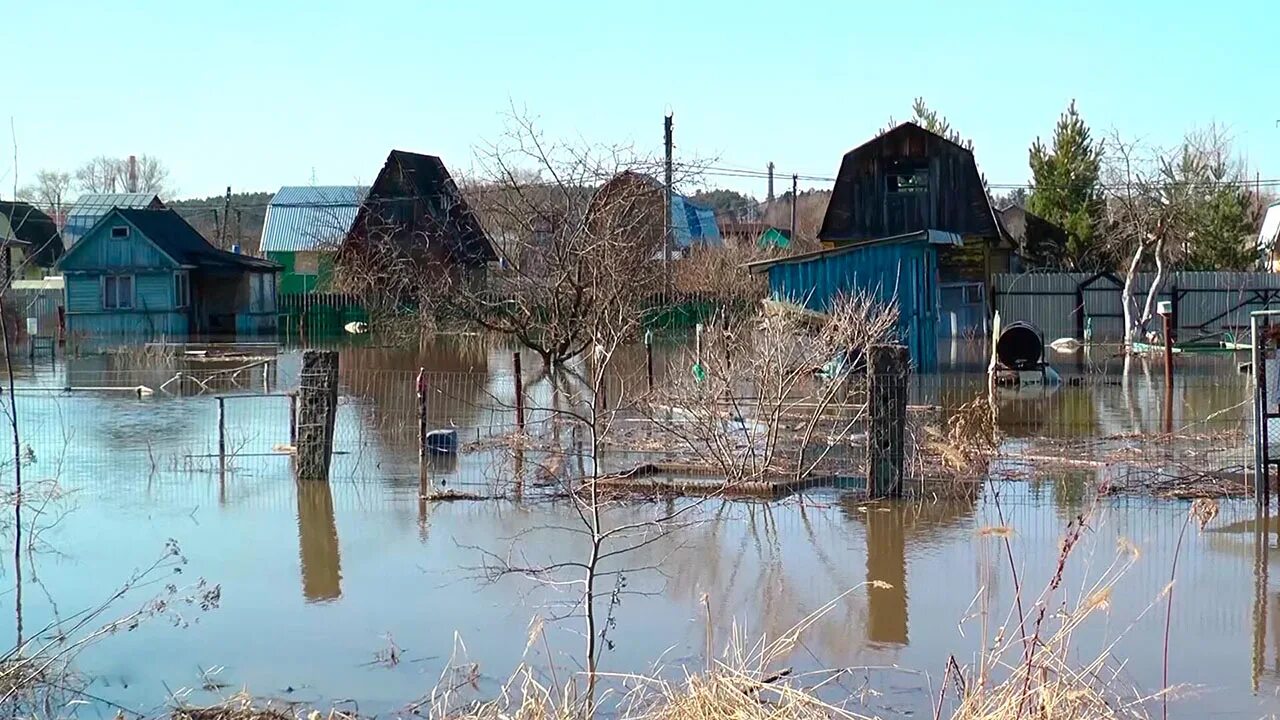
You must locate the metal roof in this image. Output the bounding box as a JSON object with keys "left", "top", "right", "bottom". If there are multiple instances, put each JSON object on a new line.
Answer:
{"left": 64, "top": 193, "right": 163, "bottom": 246}
{"left": 260, "top": 185, "right": 367, "bottom": 253}
{"left": 66, "top": 193, "right": 162, "bottom": 216}
{"left": 670, "top": 195, "right": 723, "bottom": 250}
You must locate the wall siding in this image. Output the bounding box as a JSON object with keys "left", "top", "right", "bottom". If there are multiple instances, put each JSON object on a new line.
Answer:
{"left": 765, "top": 240, "right": 939, "bottom": 372}
{"left": 59, "top": 216, "right": 178, "bottom": 272}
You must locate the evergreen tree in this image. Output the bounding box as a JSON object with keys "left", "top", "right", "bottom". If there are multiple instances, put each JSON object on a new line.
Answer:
{"left": 1027, "top": 101, "right": 1104, "bottom": 270}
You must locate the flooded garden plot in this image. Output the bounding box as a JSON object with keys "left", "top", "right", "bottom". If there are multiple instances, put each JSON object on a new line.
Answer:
{"left": 0, "top": 342, "right": 1275, "bottom": 718}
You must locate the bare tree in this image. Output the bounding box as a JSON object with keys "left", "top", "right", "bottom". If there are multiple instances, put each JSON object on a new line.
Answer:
{"left": 644, "top": 294, "right": 899, "bottom": 484}
{"left": 73, "top": 154, "right": 170, "bottom": 195}
{"left": 16, "top": 171, "right": 72, "bottom": 221}
{"left": 1104, "top": 128, "right": 1258, "bottom": 348}
{"left": 339, "top": 113, "right": 678, "bottom": 368}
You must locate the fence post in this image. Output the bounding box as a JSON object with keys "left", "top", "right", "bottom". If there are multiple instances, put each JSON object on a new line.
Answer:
{"left": 417, "top": 367, "right": 428, "bottom": 485}
{"left": 645, "top": 330, "right": 654, "bottom": 391}
{"left": 295, "top": 349, "right": 339, "bottom": 482}
{"left": 866, "top": 344, "right": 910, "bottom": 499}
{"left": 217, "top": 396, "right": 227, "bottom": 474}
{"left": 513, "top": 352, "right": 525, "bottom": 431}
{"left": 288, "top": 392, "right": 298, "bottom": 447}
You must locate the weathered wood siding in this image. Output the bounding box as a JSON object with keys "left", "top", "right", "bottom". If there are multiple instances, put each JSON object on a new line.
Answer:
{"left": 59, "top": 213, "right": 188, "bottom": 339}
{"left": 820, "top": 124, "right": 998, "bottom": 244}
{"left": 63, "top": 271, "right": 188, "bottom": 339}
{"left": 58, "top": 215, "right": 178, "bottom": 272}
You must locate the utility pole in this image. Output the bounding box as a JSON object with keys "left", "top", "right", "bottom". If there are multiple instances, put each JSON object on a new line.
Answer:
{"left": 790, "top": 174, "right": 798, "bottom": 245}
{"left": 767, "top": 162, "right": 775, "bottom": 203}
{"left": 663, "top": 113, "right": 674, "bottom": 291}
{"left": 219, "top": 186, "right": 232, "bottom": 249}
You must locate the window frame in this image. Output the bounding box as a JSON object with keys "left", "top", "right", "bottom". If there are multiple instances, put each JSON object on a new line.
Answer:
{"left": 110, "top": 226, "right": 130, "bottom": 240}
{"left": 174, "top": 271, "right": 190, "bottom": 309}
{"left": 102, "top": 274, "right": 136, "bottom": 310}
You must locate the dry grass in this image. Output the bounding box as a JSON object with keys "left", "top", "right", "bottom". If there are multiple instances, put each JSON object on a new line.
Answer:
{"left": 172, "top": 693, "right": 356, "bottom": 720}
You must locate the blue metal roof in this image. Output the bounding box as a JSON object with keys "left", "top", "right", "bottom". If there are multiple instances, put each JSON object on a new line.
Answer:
{"left": 260, "top": 185, "right": 368, "bottom": 253}
{"left": 670, "top": 195, "right": 722, "bottom": 250}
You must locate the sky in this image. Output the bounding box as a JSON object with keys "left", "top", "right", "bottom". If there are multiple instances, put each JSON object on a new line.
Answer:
{"left": 3, "top": 0, "right": 1278, "bottom": 202}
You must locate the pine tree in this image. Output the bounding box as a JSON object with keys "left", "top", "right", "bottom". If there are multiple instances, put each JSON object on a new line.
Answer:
{"left": 1027, "top": 101, "right": 1104, "bottom": 270}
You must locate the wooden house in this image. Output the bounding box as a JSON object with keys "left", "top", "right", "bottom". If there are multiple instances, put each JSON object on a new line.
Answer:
{"left": 0, "top": 201, "right": 64, "bottom": 281}
{"left": 56, "top": 207, "right": 281, "bottom": 340}
{"left": 819, "top": 122, "right": 1013, "bottom": 337}
{"left": 261, "top": 185, "right": 367, "bottom": 294}
{"left": 339, "top": 150, "right": 496, "bottom": 286}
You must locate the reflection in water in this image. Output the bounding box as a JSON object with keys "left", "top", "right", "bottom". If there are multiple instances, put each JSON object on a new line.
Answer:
{"left": 296, "top": 480, "right": 342, "bottom": 602}
{"left": 865, "top": 505, "right": 908, "bottom": 645}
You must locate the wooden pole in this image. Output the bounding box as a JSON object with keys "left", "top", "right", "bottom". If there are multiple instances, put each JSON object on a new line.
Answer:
{"left": 867, "top": 344, "right": 910, "bottom": 499}
{"left": 513, "top": 352, "right": 525, "bottom": 431}
{"left": 288, "top": 392, "right": 298, "bottom": 447}
{"left": 645, "top": 330, "right": 654, "bottom": 391}
{"left": 217, "top": 396, "right": 227, "bottom": 474}
{"left": 417, "top": 367, "right": 428, "bottom": 485}
{"left": 295, "top": 349, "right": 339, "bottom": 482}
{"left": 1163, "top": 311, "right": 1174, "bottom": 434}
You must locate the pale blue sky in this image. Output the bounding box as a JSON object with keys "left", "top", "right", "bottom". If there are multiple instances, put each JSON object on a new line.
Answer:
{"left": 4, "top": 0, "right": 1277, "bottom": 200}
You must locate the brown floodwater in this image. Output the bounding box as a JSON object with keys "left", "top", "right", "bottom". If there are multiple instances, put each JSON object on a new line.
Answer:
{"left": 0, "top": 340, "right": 1272, "bottom": 718}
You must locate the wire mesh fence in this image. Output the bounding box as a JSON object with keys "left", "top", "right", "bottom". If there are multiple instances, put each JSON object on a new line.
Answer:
{"left": 0, "top": 353, "right": 1259, "bottom": 505}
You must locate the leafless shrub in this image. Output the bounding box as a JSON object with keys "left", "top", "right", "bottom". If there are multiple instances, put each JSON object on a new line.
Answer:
{"left": 644, "top": 292, "right": 899, "bottom": 484}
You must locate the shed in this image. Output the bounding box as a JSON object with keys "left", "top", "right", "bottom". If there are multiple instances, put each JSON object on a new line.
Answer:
{"left": 0, "top": 201, "right": 63, "bottom": 280}
{"left": 63, "top": 193, "right": 164, "bottom": 247}
{"left": 57, "top": 207, "right": 281, "bottom": 340}
{"left": 746, "top": 230, "right": 952, "bottom": 372}
{"left": 340, "top": 150, "right": 496, "bottom": 286}
{"left": 261, "top": 186, "right": 368, "bottom": 293}
{"left": 720, "top": 222, "right": 791, "bottom": 250}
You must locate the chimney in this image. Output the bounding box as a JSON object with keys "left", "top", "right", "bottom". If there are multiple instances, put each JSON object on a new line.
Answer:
{"left": 127, "top": 155, "right": 138, "bottom": 193}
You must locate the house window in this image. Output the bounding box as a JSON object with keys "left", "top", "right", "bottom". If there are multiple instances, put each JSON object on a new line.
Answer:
{"left": 174, "top": 271, "right": 190, "bottom": 308}
{"left": 103, "top": 274, "right": 134, "bottom": 309}
{"left": 110, "top": 226, "right": 130, "bottom": 239}
{"left": 886, "top": 168, "right": 929, "bottom": 194}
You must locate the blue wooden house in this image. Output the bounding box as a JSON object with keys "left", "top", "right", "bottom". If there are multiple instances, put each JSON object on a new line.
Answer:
{"left": 747, "top": 230, "right": 955, "bottom": 372}
{"left": 56, "top": 207, "right": 282, "bottom": 340}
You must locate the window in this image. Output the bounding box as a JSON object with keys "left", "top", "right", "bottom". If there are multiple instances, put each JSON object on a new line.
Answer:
{"left": 110, "top": 226, "right": 130, "bottom": 239}
{"left": 886, "top": 168, "right": 929, "bottom": 194}
{"left": 103, "top": 274, "right": 134, "bottom": 309}
{"left": 174, "top": 271, "right": 190, "bottom": 309}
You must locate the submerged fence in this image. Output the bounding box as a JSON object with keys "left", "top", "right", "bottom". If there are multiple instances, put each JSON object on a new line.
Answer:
{"left": 994, "top": 271, "right": 1280, "bottom": 342}
{"left": 0, "top": 356, "right": 1258, "bottom": 508}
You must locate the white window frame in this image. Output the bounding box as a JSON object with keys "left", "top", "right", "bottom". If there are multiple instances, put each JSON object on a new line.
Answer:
{"left": 102, "top": 274, "right": 135, "bottom": 310}
{"left": 110, "top": 226, "right": 130, "bottom": 240}
{"left": 174, "top": 271, "right": 190, "bottom": 309}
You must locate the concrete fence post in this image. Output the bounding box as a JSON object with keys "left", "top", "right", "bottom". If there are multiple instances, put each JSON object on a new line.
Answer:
{"left": 295, "top": 349, "right": 339, "bottom": 482}
{"left": 866, "top": 344, "right": 910, "bottom": 499}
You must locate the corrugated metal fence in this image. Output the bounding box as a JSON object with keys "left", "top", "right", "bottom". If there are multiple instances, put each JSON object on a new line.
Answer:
{"left": 994, "top": 272, "right": 1280, "bottom": 342}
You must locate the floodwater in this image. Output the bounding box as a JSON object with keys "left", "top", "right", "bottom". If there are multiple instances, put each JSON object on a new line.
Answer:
{"left": 0, "top": 339, "right": 1275, "bottom": 718}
